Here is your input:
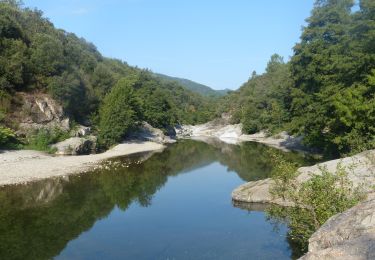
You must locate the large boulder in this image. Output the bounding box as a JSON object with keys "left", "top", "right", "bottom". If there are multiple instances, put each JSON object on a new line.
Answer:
{"left": 51, "top": 136, "right": 96, "bottom": 155}
{"left": 300, "top": 193, "right": 375, "bottom": 260}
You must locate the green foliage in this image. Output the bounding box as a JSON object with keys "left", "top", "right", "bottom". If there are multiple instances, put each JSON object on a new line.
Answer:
{"left": 0, "top": 125, "right": 16, "bottom": 148}
{"left": 98, "top": 77, "right": 141, "bottom": 147}
{"left": 267, "top": 155, "right": 365, "bottom": 254}
{"left": 220, "top": 0, "right": 375, "bottom": 156}
{"left": 221, "top": 54, "right": 292, "bottom": 134}
{"left": 48, "top": 71, "right": 92, "bottom": 121}
{"left": 25, "top": 128, "right": 69, "bottom": 152}
{"left": 269, "top": 151, "right": 300, "bottom": 200}
{"left": 288, "top": 0, "right": 375, "bottom": 156}
{"left": 29, "top": 33, "right": 64, "bottom": 77}
{"left": 0, "top": 1, "right": 218, "bottom": 147}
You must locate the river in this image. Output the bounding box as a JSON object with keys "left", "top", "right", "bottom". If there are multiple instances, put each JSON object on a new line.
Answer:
{"left": 0, "top": 139, "right": 315, "bottom": 259}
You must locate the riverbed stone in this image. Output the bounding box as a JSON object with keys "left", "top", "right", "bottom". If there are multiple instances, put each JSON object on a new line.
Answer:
{"left": 52, "top": 136, "right": 96, "bottom": 155}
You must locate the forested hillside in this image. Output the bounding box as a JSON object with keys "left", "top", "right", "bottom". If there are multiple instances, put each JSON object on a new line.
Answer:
{"left": 222, "top": 0, "right": 375, "bottom": 157}
{"left": 1, "top": 0, "right": 374, "bottom": 156}
{"left": 0, "top": 1, "right": 217, "bottom": 147}
{"left": 154, "top": 73, "right": 230, "bottom": 97}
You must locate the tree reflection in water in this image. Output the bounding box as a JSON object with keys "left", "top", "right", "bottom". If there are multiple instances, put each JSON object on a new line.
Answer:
{"left": 0, "top": 139, "right": 315, "bottom": 259}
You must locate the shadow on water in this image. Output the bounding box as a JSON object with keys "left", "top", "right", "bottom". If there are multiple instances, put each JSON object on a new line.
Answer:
{"left": 0, "top": 139, "right": 316, "bottom": 259}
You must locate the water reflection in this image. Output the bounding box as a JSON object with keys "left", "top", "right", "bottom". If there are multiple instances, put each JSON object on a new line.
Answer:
{"left": 0, "top": 140, "right": 314, "bottom": 259}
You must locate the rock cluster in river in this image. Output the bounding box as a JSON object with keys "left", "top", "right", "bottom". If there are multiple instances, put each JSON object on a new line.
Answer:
{"left": 232, "top": 150, "right": 375, "bottom": 205}
{"left": 177, "top": 117, "right": 309, "bottom": 151}
{"left": 231, "top": 150, "right": 375, "bottom": 260}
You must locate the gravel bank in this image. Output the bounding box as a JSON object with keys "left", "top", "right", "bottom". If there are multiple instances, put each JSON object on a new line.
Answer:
{"left": 0, "top": 141, "right": 165, "bottom": 186}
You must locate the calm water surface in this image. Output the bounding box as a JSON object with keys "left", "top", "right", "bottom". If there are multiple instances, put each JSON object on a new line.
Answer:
{"left": 0, "top": 139, "right": 315, "bottom": 259}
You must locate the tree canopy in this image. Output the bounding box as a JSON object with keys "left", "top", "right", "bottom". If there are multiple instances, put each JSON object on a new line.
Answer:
{"left": 222, "top": 0, "right": 375, "bottom": 156}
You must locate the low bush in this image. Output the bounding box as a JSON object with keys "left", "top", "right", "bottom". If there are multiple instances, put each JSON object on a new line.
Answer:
{"left": 25, "top": 128, "right": 70, "bottom": 153}
{"left": 267, "top": 153, "right": 365, "bottom": 254}
{"left": 0, "top": 125, "right": 17, "bottom": 149}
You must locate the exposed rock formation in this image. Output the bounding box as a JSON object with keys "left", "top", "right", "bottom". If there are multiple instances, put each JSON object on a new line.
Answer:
{"left": 130, "top": 122, "right": 176, "bottom": 144}
{"left": 231, "top": 150, "right": 375, "bottom": 260}
{"left": 232, "top": 150, "right": 375, "bottom": 205}
{"left": 300, "top": 193, "right": 375, "bottom": 260}
{"left": 232, "top": 178, "right": 293, "bottom": 206}
{"left": 16, "top": 93, "right": 70, "bottom": 135}
{"left": 51, "top": 136, "right": 97, "bottom": 155}
{"left": 177, "top": 118, "right": 307, "bottom": 151}
{"left": 176, "top": 117, "right": 242, "bottom": 144}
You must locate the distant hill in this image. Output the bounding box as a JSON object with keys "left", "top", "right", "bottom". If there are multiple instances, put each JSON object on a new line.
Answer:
{"left": 154, "top": 73, "right": 230, "bottom": 97}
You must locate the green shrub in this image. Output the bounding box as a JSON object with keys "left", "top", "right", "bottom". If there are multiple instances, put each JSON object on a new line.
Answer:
{"left": 25, "top": 128, "right": 69, "bottom": 152}
{"left": 0, "top": 125, "right": 17, "bottom": 148}
{"left": 269, "top": 152, "right": 299, "bottom": 200}
{"left": 267, "top": 155, "right": 365, "bottom": 254}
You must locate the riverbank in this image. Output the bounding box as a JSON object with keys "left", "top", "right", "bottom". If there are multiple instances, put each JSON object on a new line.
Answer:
{"left": 0, "top": 141, "right": 165, "bottom": 186}
{"left": 232, "top": 149, "right": 375, "bottom": 205}
{"left": 232, "top": 149, "right": 375, "bottom": 259}
{"left": 177, "top": 119, "right": 309, "bottom": 153}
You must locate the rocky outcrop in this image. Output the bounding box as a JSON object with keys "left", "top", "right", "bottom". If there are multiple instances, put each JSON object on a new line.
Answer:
{"left": 130, "top": 122, "right": 176, "bottom": 144}
{"left": 231, "top": 150, "right": 375, "bottom": 260}
{"left": 239, "top": 131, "right": 308, "bottom": 152}
{"left": 232, "top": 178, "right": 293, "bottom": 206}
{"left": 232, "top": 150, "right": 375, "bottom": 205}
{"left": 300, "top": 193, "right": 375, "bottom": 260}
{"left": 177, "top": 117, "right": 307, "bottom": 151}
{"left": 16, "top": 93, "right": 70, "bottom": 135}
{"left": 176, "top": 117, "right": 242, "bottom": 144}
{"left": 51, "top": 136, "right": 97, "bottom": 155}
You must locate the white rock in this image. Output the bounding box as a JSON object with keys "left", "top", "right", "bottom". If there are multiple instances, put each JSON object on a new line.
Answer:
{"left": 52, "top": 137, "right": 96, "bottom": 155}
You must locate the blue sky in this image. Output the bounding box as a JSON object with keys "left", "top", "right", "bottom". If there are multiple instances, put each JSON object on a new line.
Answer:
{"left": 23, "top": 0, "right": 314, "bottom": 90}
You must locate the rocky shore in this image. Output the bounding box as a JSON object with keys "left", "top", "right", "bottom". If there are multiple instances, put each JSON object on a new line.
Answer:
{"left": 232, "top": 150, "right": 375, "bottom": 259}
{"left": 300, "top": 192, "right": 375, "bottom": 260}
{"left": 176, "top": 117, "right": 309, "bottom": 152}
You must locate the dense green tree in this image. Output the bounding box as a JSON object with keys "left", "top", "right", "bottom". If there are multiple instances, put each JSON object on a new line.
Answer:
{"left": 0, "top": 39, "right": 28, "bottom": 89}
{"left": 91, "top": 63, "right": 115, "bottom": 97}
{"left": 48, "top": 71, "right": 91, "bottom": 121}
{"left": 289, "top": 0, "right": 375, "bottom": 156}
{"left": 98, "top": 77, "right": 141, "bottom": 147}
{"left": 29, "top": 33, "right": 64, "bottom": 78}
{"left": 222, "top": 54, "right": 292, "bottom": 134}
